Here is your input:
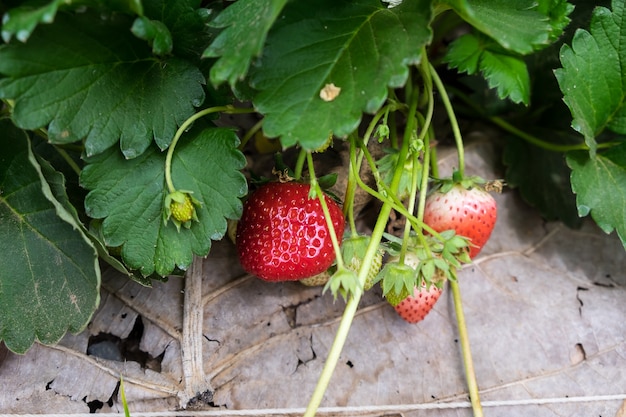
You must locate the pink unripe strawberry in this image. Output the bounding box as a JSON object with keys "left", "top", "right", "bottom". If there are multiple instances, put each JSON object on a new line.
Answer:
{"left": 385, "top": 252, "right": 445, "bottom": 323}
{"left": 394, "top": 280, "right": 443, "bottom": 323}
{"left": 423, "top": 184, "right": 497, "bottom": 258}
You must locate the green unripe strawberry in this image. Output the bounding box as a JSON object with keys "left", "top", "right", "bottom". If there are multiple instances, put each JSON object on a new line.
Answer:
{"left": 300, "top": 269, "right": 333, "bottom": 286}
{"left": 163, "top": 190, "right": 200, "bottom": 231}
{"left": 377, "top": 262, "right": 415, "bottom": 307}
{"left": 385, "top": 283, "right": 411, "bottom": 307}
{"left": 341, "top": 235, "right": 383, "bottom": 291}
{"left": 170, "top": 194, "right": 195, "bottom": 223}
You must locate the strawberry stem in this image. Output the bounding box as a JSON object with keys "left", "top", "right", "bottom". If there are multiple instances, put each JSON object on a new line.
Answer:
{"left": 446, "top": 86, "right": 620, "bottom": 153}
{"left": 400, "top": 54, "right": 436, "bottom": 263}
{"left": 165, "top": 105, "right": 254, "bottom": 193}
{"left": 416, "top": 54, "right": 435, "bottom": 223}
{"left": 344, "top": 134, "right": 360, "bottom": 236}
{"left": 306, "top": 152, "right": 344, "bottom": 270}
{"left": 238, "top": 118, "right": 264, "bottom": 151}
{"left": 429, "top": 64, "right": 465, "bottom": 178}
{"left": 450, "top": 280, "right": 484, "bottom": 417}
{"left": 304, "top": 84, "right": 421, "bottom": 417}
{"left": 294, "top": 148, "right": 307, "bottom": 180}
{"left": 428, "top": 61, "right": 484, "bottom": 416}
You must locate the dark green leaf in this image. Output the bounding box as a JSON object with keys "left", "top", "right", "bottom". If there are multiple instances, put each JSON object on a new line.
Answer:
{"left": 446, "top": 0, "right": 555, "bottom": 54}
{"left": 537, "top": 0, "right": 575, "bottom": 43}
{"left": 141, "top": 0, "right": 211, "bottom": 60}
{"left": 1, "top": 0, "right": 63, "bottom": 42}
{"left": 203, "top": 0, "right": 288, "bottom": 87}
{"left": 0, "top": 119, "right": 100, "bottom": 354}
{"left": 566, "top": 144, "right": 626, "bottom": 248}
{"left": 504, "top": 135, "right": 582, "bottom": 228}
{"left": 131, "top": 16, "right": 173, "bottom": 55}
{"left": 80, "top": 125, "right": 247, "bottom": 277}
{"left": 250, "top": 0, "right": 432, "bottom": 150}
{"left": 444, "top": 33, "right": 531, "bottom": 104}
{"left": 0, "top": 11, "right": 205, "bottom": 158}
{"left": 554, "top": 0, "right": 626, "bottom": 156}
{"left": 1, "top": 0, "right": 146, "bottom": 43}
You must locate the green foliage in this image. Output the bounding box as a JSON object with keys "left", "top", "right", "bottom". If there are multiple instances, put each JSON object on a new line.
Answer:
{"left": 0, "top": 11, "right": 204, "bottom": 158}
{"left": 1, "top": 0, "right": 66, "bottom": 43}
{"left": 203, "top": 0, "right": 288, "bottom": 87}
{"left": 0, "top": 0, "right": 624, "bottom": 359}
{"left": 567, "top": 144, "right": 626, "bottom": 247}
{"left": 445, "top": 0, "right": 562, "bottom": 54}
{"left": 555, "top": 0, "right": 626, "bottom": 155}
{"left": 444, "top": 33, "right": 530, "bottom": 104}
{"left": 80, "top": 125, "right": 246, "bottom": 277}
{"left": 0, "top": 120, "right": 100, "bottom": 354}
{"left": 250, "top": 0, "right": 432, "bottom": 150}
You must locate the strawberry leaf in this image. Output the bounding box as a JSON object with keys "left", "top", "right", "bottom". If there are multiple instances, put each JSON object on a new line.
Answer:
{"left": 80, "top": 125, "right": 247, "bottom": 277}
{"left": 1, "top": 0, "right": 146, "bottom": 43}
{"left": 0, "top": 10, "right": 205, "bottom": 159}
{"left": 1, "top": 0, "right": 66, "bottom": 43}
{"left": 249, "top": 0, "right": 432, "bottom": 150}
{"left": 554, "top": 0, "right": 626, "bottom": 156}
{"left": 0, "top": 120, "right": 100, "bottom": 354}
{"left": 566, "top": 144, "right": 626, "bottom": 249}
{"left": 445, "top": 0, "right": 557, "bottom": 54}
{"left": 444, "top": 33, "right": 531, "bottom": 105}
{"left": 203, "top": 0, "right": 288, "bottom": 88}
{"left": 131, "top": 16, "right": 173, "bottom": 56}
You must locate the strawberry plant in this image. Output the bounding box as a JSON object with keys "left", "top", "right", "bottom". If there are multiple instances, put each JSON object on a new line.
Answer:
{"left": 1, "top": 0, "right": 626, "bottom": 416}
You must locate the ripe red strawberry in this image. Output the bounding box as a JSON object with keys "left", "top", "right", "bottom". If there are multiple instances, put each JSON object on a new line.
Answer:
{"left": 236, "top": 182, "right": 345, "bottom": 282}
{"left": 423, "top": 184, "right": 497, "bottom": 258}
{"left": 394, "top": 280, "right": 443, "bottom": 324}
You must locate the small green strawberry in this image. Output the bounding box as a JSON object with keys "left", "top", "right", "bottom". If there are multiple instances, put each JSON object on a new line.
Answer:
{"left": 341, "top": 235, "right": 384, "bottom": 290}
{"left": 300, "top": 269, "right": 333, "bottom": 286}
{"left": 164, "top": 190, "right": 200, "bottom": 231}
{"left": 377, "top": 262, "right": 415, "bottom": 306}
{"left": 385, "top": 282, "right": 411, "bottom": 307}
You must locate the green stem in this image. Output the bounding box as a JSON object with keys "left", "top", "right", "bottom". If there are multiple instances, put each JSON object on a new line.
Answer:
{"left": 416, "top": 54, "right": 435, "bottom": 223}
{"left": 345, "top": 136, "right": 360, "bottom": 236}
{"left": 450, "top": 280, "right": 484, "bottom": 417}
{"left": 401, "top": 55, "right": 435, "bottom": 262}
{"left": 304, "top": 82, "right": 421, "bottom": 417}
{"left": 430, "top": 141, "right": 439, "bottom": 179}
{"left": 428, "top": 63, "right": 483, "bottom": 417}
{"left": 350, "top": 148, "right": 446, "bottom": 241}
{"left": 238, "top": 118, "right": 264, "bottom": 151}
{"left": 294, "top": 148, "right": 307, "bottom": 180}
{"left": 430, "top": 63, "right": 465, "bottom": 177}
{"left": 306, "top": 153, "right": 344, "bottom": 270}
{"left": 399, "top": 146, "right": 421, "bottom": 264}
{"left": 489, "top": 114, "right": 618, "bottom": 152}
{"left": 447, "top": 86, "right": 620, "bottom": 153}
{"left": 54, "top": 146, "right": 82, "bottom": 176}
{"left": 165, "top": 105, "right": 254, "bottom": 193}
